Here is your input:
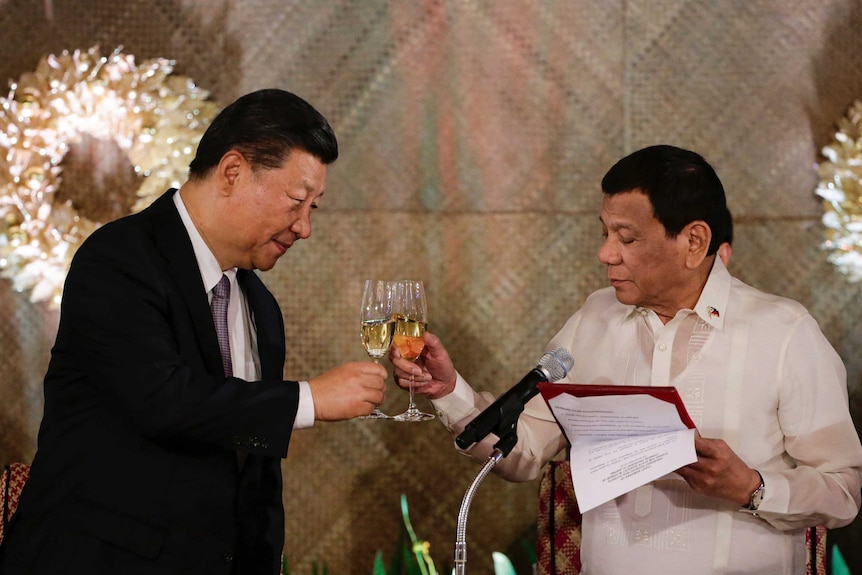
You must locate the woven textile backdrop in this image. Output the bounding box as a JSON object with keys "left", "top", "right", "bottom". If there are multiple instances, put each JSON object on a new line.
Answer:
{"left": 1, "top": 1, "right": 862, "bottom": 573}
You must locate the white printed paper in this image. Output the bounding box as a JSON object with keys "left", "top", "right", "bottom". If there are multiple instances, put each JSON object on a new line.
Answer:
{"left": 546, "top": 393, "right": 697, "bottom": 513}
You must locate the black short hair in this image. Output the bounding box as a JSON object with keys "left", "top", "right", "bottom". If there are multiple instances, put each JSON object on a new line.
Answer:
{"left": 188, "top": 89, "right": 338, "bottom": 179}
{"left": 601, "top": 145, "right": 731, "bottom": 256}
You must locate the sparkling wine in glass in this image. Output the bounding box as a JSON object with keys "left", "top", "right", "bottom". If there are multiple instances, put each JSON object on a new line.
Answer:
{"left": 359, "top": 279, "right": 395, "bottom": 419}
{"left": 392, "top": 280, "right": 434, "bottom": 422}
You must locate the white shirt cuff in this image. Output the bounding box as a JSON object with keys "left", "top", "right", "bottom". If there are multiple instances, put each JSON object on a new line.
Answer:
{"left": 430, "top": 372, "right": 477, "bottom": 427}
{"left": 293, "top": 381, "right": 315, "bottom": 429}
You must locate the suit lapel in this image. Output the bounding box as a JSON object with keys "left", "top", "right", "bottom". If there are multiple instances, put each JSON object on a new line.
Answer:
{"left": 144, "top": 191, "right": 286, "bottom": 382}
{"left": 148, "top": 190, "right": 224, "bottom": 377}
{"left": 238, "top": 269, "right": 285, "bottom": 381}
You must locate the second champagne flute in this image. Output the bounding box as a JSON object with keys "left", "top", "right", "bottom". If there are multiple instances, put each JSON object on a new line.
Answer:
{"left": 392, "top": 280, "right": 435, "bottom": 422}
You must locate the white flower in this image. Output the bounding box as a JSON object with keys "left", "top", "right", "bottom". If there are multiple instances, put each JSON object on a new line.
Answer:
{"left": 817, "top": 100, "right": 862, "bottom": 286}
{"left": 0, "top": 46, "right": 218, "bottom": 307}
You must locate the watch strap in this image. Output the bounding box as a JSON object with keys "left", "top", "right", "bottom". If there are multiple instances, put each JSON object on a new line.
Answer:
{"left": 744, "top": 470, "right": 765, "bottom": 511}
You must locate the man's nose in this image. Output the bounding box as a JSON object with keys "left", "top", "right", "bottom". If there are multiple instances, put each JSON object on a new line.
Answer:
{"left": 291, "top": 210, "right": 312, "bottom": 239}
{"left": 597, "top": 238, "right": 619, "bottom": 265}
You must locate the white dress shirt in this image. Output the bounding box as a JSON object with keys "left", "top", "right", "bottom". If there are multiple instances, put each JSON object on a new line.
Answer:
{"left": 433, "top": 257, "right": 862, "bottom": 574}
{"left": 173, "top": 190, "right": 314, "bottom": 429}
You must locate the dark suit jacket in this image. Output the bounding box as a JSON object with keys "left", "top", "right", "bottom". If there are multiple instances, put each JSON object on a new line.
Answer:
{"left": 0, "top": 190, "right": 300, "bottom": 575}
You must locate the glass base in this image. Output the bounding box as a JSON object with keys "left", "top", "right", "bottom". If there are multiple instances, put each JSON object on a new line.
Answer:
{"left": 393, "top": 408, "right": 435, "bottom": 422}
{"left": 360, "top": 408, "right": 392, "bottom": 420}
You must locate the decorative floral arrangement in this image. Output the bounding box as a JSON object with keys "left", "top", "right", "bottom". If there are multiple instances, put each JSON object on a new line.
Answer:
{"left": 0, "top": 46, "right": 218, "bottom": 306}
{"left": 815, "top": 99, "right": 862, "bottom": 284}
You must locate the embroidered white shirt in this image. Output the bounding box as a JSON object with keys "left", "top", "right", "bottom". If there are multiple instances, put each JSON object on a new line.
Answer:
{"left": 434, "top": 257, "right": 862, "bottom": 574}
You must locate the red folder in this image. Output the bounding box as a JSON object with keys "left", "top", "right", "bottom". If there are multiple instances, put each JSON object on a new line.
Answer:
{"left": 537, "top": 383, "right": 697, "bottom": 430}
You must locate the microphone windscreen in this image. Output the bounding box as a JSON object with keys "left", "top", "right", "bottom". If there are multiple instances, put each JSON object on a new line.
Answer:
{"left": 539, "top": 348, "right": 574, "bottom": 381}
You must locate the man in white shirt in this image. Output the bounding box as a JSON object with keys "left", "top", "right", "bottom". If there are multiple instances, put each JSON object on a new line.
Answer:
{"left": 390, "top": 145, "right": 862, "bottom": 574}
{"left": 0, "top": 89, "right": 386, "bottom": 575}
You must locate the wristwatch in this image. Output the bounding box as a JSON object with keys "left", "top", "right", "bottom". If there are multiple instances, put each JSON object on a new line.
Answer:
{"left": 744, "top": 471, "right": 765, "bottom": 511}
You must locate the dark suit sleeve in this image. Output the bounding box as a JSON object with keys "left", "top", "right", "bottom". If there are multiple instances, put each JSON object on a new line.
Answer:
{"left": 52, "top": 217, "right": 299, "bottom": 458}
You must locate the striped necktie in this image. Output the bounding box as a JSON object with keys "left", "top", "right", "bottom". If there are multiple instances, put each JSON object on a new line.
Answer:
{"left": 211, "top": 274, "right": 233, "bottom": 377}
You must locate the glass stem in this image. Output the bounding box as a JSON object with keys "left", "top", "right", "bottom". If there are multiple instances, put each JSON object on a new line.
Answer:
{"left": 372, "top": 358, "right": 382, "bottom": 409}
{"left": 408, "top": 374, "right": 416, "bottom": 411}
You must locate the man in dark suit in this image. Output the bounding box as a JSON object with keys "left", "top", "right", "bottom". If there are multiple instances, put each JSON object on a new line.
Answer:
{"left": 0, "top": 89, "right": 386, "bottom": 575}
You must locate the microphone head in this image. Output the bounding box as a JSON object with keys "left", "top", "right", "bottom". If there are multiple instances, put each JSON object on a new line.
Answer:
{"left": 539, "top": 348, "right": 574, "bottom": 381}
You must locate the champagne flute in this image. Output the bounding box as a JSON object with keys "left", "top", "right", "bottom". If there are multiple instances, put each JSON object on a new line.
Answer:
{"left": 392, "top": 280, "right": 435, "bottom": 422}
{"left": 359, "top": 279, "right": 395, "bottom": 419}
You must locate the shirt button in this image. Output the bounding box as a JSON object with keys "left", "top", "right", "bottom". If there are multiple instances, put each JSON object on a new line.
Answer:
{"left": 659, "top": 344, "right": 667, "bottom": 351}
{"left": 224, "top": 551, "right": 234, "bottom": 562}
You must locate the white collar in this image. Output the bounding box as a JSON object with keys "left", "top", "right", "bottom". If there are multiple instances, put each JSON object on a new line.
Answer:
{"left": 625, "top": 256, "right": 731, "bottom": 330}
{"left": 172, "top": 189, "right": 237, "bottom": 293}
{"left": 693, "top": 256, "right": 731, "bottom": 330}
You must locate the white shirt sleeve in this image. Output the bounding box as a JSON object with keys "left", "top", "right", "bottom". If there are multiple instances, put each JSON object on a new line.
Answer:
{"left": 430, "top": 372, "right": 480, "bottom": 426}
{"left": 293, "top": 381, "right": 315, "bottom": 429}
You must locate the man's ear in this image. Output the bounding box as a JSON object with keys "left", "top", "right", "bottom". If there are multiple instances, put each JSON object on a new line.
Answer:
{"left": 216, "top": 150, "right": 244, "bottom": 195}
{"left": 683, "top": 220, "right": 712, "bottom": 269}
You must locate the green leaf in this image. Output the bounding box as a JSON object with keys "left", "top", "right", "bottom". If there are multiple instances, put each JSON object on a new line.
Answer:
{"left": 405, "top": 542, "right": 422, "bottom": 575}
{"left": 387, "top": 515, "right": 411, "bottom": 574}
{"left": 372, "top": 551, "right": 387, "bottom": 575}
{"left": 519, "top": 537, "right": 537, "bottom": 564}
{"left": 311, "top": 559, "right": 329, "bottom": 575}
{"left": 400, "top": 494, "right": 420, "bottom": 547}
{"left": 832, "top": 544, "right": 851, "bottom": 575}
{"left": 491, "top": 552, "right": 517, "bottom": 575}
{"left": 399, "top": 494, "right": 437, "bottom": 575}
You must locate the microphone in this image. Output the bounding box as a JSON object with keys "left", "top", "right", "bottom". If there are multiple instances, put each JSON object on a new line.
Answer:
{"left": 455, "top": 348, "right": 574, "bottom": 450}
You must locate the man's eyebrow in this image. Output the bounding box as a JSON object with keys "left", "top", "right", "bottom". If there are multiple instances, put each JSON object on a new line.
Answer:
{"left": 599, "top": 215, "right": 634, "bottom": 230}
